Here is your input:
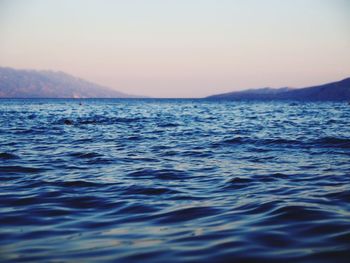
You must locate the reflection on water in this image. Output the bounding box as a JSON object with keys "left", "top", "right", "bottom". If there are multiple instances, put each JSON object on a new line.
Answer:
{"left": 0, "top": 99, "right": 350, "bottom": 262}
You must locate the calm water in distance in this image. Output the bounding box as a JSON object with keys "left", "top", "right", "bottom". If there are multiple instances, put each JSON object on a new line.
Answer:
{"left": 0, "top": 99, "right": 350, "bottom": 262}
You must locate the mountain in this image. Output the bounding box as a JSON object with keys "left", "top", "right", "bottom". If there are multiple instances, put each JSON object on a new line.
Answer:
{"left": 0, "top": 67, "right": 140, "bottom": 98}
{"left": 206, "top": 87, "right": 294, "bottom": 100}
{"left": 206, "top": 77, "right": 350, "bottom": 101}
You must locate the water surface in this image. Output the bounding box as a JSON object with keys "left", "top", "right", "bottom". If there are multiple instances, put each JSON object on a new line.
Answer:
{"left": 1, "top": 99, "right": 350, "bottom": 262}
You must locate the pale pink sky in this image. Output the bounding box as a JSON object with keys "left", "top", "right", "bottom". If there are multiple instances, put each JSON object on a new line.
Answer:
{"left": 0, "top": 0, "right": 349, "bottom": 97}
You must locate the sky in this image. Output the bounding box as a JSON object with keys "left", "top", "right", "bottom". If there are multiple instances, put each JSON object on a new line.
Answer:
{"left": 0, "top": 0, "right": 349, "bottom": 98}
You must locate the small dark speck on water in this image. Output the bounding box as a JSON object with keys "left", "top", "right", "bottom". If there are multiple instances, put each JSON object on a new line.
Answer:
{"left": 64, "top": 119, "right": 73, "bottom": 125}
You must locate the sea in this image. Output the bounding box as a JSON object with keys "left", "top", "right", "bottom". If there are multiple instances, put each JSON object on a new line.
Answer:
{"left": 0, "top": 99, "right": 349, "bottom": 262}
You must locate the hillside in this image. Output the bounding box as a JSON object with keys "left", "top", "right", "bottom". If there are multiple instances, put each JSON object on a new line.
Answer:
{"left": 0, "top": 67, "right": 139, "bottom": 98}
{"left": 207, "top": 78, "right": 350, "bottom": 101}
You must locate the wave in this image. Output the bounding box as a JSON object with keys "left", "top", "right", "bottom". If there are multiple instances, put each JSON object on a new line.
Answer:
{"left": 0, "top": 152, "right": 19, "bottom": 160}
{"left": 224, "top": 177, "right": 254, "bottom": 189}
{"left": 122, "top": 185, "right": 181, "bottom": 196}
{"left": 0, "top": 165, "right": 47, "bottom": 174}
{"left": 58, "top": 116, "right": 144, "bottom": 125}
{"left": 314, "top": 137, "right": 350, "bottom": 148}
{"left": 127, "top": 168, "right": 190, "bottom": 180}
{"left": 68, "top": 152, "right": 103, "bottom": 159}
{"left": 154, "top": 206, "right": 221, "bottom": 224}
{"left": 212, "top": 136, "right": 350, "bottom": 149}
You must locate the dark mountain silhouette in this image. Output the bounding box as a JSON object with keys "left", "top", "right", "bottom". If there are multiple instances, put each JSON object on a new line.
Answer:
{"left": 0, "top": 67, "right": 141, "bottom": 98}
{"left": 207, "top": 77, "right": 350, "bottom": 101}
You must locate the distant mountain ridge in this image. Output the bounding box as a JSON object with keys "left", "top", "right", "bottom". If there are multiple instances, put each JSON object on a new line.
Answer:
{"left": 0, "top": 67, "right": 140, "bottom": 98}
{"left": 207, "top": 77, "right": 350, "bottom": 101}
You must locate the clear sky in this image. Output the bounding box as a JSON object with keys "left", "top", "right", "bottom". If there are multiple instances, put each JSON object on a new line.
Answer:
{"left": 0, "top": 0, "right": 349, "bottom": 97}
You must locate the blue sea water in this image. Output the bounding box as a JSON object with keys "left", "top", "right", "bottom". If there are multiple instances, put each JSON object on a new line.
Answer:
{"left": 0, "top": 99, "right": 350, "bottom": 262}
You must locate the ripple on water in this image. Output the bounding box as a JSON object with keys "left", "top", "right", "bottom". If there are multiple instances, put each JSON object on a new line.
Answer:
{"left": 0, "top": 152, "right": 19, "bottom": 160}
{"left": 68, "top": 152, "right": 103, "bottom": 159}
{"left": 313, "top": 137, "right": 350, "bottom": 148}
{"left": 0, "top": 165, "right": 47, "bottom": 174}
{"left": 122, "top": 184, "right": 182, "bottom": 196}
{"left": 155, "top": 206, "right": 221, "bottom": 224}
{"left": 127, "top": 168, "right": 190, "bottom": 180}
